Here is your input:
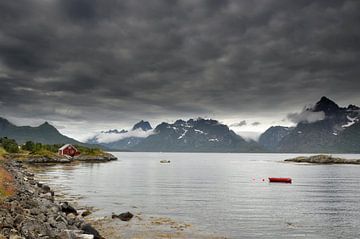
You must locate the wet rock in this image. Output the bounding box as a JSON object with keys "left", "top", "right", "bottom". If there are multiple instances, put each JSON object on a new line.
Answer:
{"left": 74, "top": 153, "right": 117, "bottom": 162}
{"left": 26, "top": 156, "right": 71, "bottom": 164}
{"left": 81, "top": 210, "right": 92, "bottom": 217}
{"left": 60, "top": 202, "right": 78, "bottom": 215}
{"left": 112, "top": 211, "right": 134, "bottom": 221}
{"left": 41, "top": 185, "right": 51, "bottom": 193}
{"left": 59, "top": 230, "right": 95, "bottom": 239}
{"left": 81, "top": 224, "right": 102, "bottom": 239}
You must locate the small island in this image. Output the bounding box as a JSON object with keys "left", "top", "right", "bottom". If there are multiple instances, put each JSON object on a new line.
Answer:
{"left": 0, "top": 138, "right": 117, "bottom": 164}
{"left": 285, "top": 154, "right": 360, "bottom": 164}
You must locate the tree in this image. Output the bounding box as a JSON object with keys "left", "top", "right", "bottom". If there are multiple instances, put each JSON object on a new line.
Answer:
{"left": 0, "top": 137, "right": 19, "bottom": 153}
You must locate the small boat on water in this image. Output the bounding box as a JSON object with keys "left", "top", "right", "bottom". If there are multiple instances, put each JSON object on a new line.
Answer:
{"left": 160, "top": 160, "right": 171, "bottom": 163}
{"left": 268, "top": 177, "right": 292, "bottom": 183}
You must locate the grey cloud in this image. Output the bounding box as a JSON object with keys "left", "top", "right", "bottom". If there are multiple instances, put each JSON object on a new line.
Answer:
{"left": 287, "top": 109, "right": 326, "bottom": 124}
{"left": 231, "top": 120, "right": 247, "bottom": 127}
{"left": 0, "top": 0, "right": 359, "bottom": 130}
{"left": 251, "top": 122, "right": 261, "bottom": 126}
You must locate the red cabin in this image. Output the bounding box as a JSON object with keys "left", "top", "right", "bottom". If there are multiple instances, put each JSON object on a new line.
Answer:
{"left": 58, "top": 144, "right": 80, "bottom": 157}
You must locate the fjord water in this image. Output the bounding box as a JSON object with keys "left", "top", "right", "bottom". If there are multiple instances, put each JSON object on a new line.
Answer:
{"left": 36, "top": 153, "right": 360, "bottom": 238}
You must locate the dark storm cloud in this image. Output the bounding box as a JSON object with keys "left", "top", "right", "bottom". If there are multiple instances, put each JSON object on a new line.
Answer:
{"left": 1, "top": 0, "right": 360, "bottom": 126}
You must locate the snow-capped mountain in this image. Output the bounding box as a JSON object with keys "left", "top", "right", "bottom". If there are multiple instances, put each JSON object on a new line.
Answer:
{"left": 130, "top": 118, "right": 264, "bottom": 152}
{"left": 259, "top": 97, "right": 360, "bottom": 153}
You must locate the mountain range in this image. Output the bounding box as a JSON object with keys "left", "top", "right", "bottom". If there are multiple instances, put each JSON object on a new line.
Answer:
{"left": 0, "top": 118, "right": 83, "bottom": 145}
{"left": 1, "top": 96, "right": 359, "bottom": 153}
{"left": 260, "top": 96, "right": 360, "bottom": 153}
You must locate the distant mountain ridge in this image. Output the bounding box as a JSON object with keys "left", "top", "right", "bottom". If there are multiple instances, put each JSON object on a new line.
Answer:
{"left": 259, "top": 97, "right": 360, "bottom": 153}
{"left": 258, "top": 126, "right": 293, "bottom": 151}
{"left": 90, "top": 118, "right": 264, "bottom": 152}
{"left": 87, "top": 120, "right": 154, "bottom": 150}
{"left": 0, "top": 117, "right": 85, "bottom": 145}
{"left": 3, "top": 96, "right": 358, "bottom": 153}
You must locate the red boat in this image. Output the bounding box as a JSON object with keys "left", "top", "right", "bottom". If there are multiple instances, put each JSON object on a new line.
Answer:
{"left": 268, "top": 177, "right": 292, "bottom": 183}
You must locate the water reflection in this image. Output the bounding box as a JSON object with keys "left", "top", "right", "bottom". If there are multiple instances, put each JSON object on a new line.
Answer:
{"left": 34, "top": 153, "right": 360, "bottom": 238}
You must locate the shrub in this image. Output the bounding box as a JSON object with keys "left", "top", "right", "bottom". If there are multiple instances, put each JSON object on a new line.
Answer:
{"left": 0, "top": 137, "right": 19, "bottom": 153}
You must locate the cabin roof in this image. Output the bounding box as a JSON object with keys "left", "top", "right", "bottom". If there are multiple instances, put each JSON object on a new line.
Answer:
{"left": 59, "top": 144, "right": 78, "bottom": 151}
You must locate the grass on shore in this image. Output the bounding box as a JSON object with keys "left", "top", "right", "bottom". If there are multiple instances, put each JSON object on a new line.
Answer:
{"left": 0, "top": 147, "right": 7, "bottom": 160}
{"left": 0, "top": 166, "right": 15, "bottom": 199}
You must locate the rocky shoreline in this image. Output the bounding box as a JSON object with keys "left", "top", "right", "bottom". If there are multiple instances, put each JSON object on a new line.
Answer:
{"left": 0, "top": 160, "right": 103, "bottom": 239}
{"left": 22, "top": 153, "right": 117, "bottom": 164}
{"left": 285, "top": 154, "right": 360, "bottom": 164}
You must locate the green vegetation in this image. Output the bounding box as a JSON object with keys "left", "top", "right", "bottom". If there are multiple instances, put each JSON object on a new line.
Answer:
{"left": 74, "top": 145, "right": 104, "bottom": 156}
{"left": 0, "top": 137, "right": 105, "bottom": 159}
{"left": 22, "top": 141, "right": 60, "bottom": 155}
{"left": 0, "top": 147, "right": 7, "bottom": 158}
{"left": 0, "top": 166, "right": 15, "bottom": 199}
{"left": 0, "top": 137, "right": 19, "bottom": 153}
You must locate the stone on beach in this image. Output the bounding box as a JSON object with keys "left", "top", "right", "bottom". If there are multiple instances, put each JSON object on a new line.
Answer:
{"left": 81, "top": 224, "right": 102, "bottom": 239}
{"left": 61, "top": 202, "right": 78, "bottom": 215}
{"left": 112, "top": 211, "right": 134, "bottom": 221}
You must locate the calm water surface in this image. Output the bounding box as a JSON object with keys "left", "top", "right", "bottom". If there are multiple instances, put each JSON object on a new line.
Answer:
{"left": 35, "top": 153, "right": 360, "bottom": 238}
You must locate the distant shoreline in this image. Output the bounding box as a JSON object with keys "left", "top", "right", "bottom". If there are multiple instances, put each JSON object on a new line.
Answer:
{"left": 285, "top": 154, "right": 360, "bottom": 164}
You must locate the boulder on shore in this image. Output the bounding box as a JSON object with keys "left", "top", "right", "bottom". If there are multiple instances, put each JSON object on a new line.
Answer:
{"left": 112, "top": 211, "right": 134, "bottom": 221}
{"left": 285, "top": 155, "right": 360, "bottom": 164}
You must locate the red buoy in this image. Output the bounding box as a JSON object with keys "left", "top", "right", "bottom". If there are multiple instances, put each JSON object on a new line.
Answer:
{"left": 268, "top": 177, "right": 292, "bottom": 183}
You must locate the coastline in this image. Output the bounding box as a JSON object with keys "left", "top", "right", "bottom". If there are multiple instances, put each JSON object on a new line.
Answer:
{"left": 285, "top": 154, "right": 360, "bottom": 164}
{"left": 0, "top": 159, "right": 103, "bottom": 238}
{"left": 1, "top": 158, "right": 227, "bottom": 239}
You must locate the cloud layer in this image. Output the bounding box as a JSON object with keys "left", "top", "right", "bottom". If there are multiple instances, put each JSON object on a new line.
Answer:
{"left": 0, "top": 0, "right": 360, "bottom": 138}
{"left": 287, "top": 109, "right": 326, "bottom": 124}
{"left": 92, "top": 128, "right": 155, "bottom": 144}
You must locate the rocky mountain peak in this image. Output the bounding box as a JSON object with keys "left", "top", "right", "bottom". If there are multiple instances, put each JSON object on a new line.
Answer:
{"left": 132, "top": 120, "right": 152, "bottom": 131}
{"left": 347, "top": 104, "right": 360, "bottom": 111}
{"left": 313, "top": 96, "right": 340, "bottom": 115}
{"left": 0, "top": 117, "right": 11, "bottom": 128}
{"left": 39, "top": 121, "right": 57, "bottom": 130}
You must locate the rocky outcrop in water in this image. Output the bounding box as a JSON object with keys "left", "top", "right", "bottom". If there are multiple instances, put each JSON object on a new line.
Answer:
{"left": 0, "top": 161, "right": 103, "bottom": 239}
{"left": 111, "top": 211, "right": 134, "bottom": 221}
{"left": 285, "top": 154, "right": 360, "bottom": 164}
{"left": 73, "top": 153, "right": 117, "bottom": 162}
{"left": 26, "top": 156, "right": 72, "bottom": 164}
{"left": 15, "top": 152, "right": 117, "bottom": 164}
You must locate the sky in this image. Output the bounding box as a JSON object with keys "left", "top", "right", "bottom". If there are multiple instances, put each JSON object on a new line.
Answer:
{"left": 0, "top": 0, "right": 360, "bottom": 142}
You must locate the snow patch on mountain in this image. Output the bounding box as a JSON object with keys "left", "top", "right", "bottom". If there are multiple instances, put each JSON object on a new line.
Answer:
{"left": 342, "top": 115, "right": 358, "bottom": 128}
{"left": 208, "top": 138, "right": 219, "bottom": 142}
{"left": 194, "top": 129, "right": 205, "bottom": 134}
{"left": 178, "top": 129, "right": 188, "bottom": 139}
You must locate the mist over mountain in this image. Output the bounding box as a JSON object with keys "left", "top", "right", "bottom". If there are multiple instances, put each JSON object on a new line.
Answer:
{"left": 87, "top": 118, "right": 263, "bottom": 152}
{"left": 130, "top": 118, "right": 263, "bottom": 152}
{"left": 1, "top": 96, "right": 358, "bottom": 153}
{"left": 87, "top": 121, "right": 154, "bottom": 150}
{"left": 259, "top": 97, "right": 360, "bottom": 153}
